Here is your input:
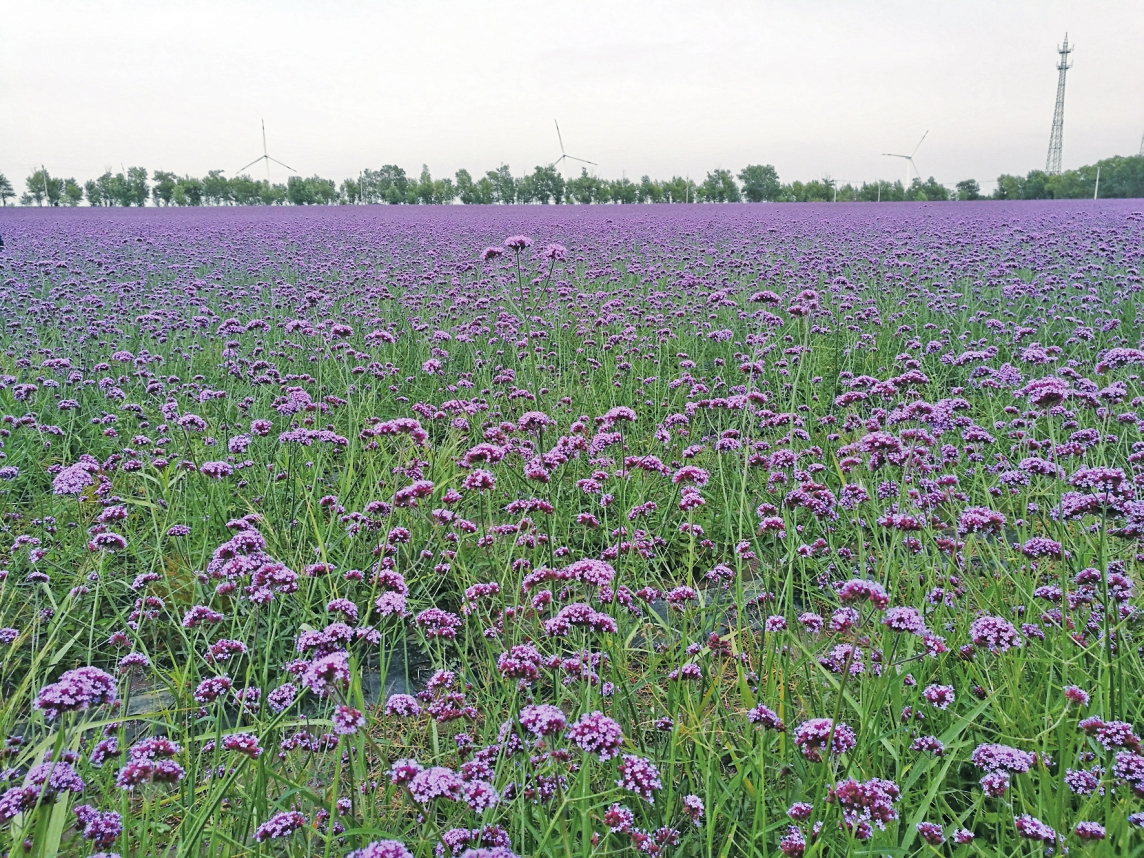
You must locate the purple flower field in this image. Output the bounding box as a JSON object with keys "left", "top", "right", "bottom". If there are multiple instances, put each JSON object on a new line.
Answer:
{"left": 1, "top": 201, "right": 1144, "bottom": 856}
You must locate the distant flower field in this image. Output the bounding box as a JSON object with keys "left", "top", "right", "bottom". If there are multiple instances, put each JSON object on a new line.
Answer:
{"left": 1, "top": 201, "right": 1144, "bottom": 856}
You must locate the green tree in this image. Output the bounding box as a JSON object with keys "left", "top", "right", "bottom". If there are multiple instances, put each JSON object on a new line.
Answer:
{"left": 84, "top": 179, "right": 104, "bottom": 206}
{"left": 414, "top": 165, "right": 436, "bottom": 204}
{"left": 954, "top": 179, "right": 981, "bottom": 200}
{"left": 699, "top": 169, "right": 741, "bottom": 203}
{"left": 855, "top": 179, "right": 904, "bottom": 201}
{"left": 287, "top": 175, "right": 337, "bottom": 205}
{"left": 286, "top": 176, "right": 310, "bottom": 205}
{"left": 567, "top": 168, "right": 603, "bottom": 204}
{"left": 912, "top": 176, "right": 950, "bottom": 201}
{"left": 99, "top": 172, "right": 133, "bottom": 206}
{"left": 486, "top": 165, "right": 515, "bottom": 204}
{"left": 455, "top": 168, "right": 475, "bottom": 204}
{"left": 126, "top": 167, "right": 149, "bottom": 206}
{"left": 1046, "top": 169, "right": 1091, "bottom": 199}
{"left": 738, "top": 164, "right": 780, "bottom": 202}
{"left": 778, "top": 178, "right": 833, "bottom": 202}
{"left": 173, "top": 176, "right": 204, "bottom": 206}
{"left": 339, "top": 177, "right": 360, "bottom": 204}
{"left": 1090, "top": 155, "right": 1144, "bottom": 198}
{"left": 1020, "top": 170, "right": 1051, "bottom": 200}
{"left": 609, "top": 176, "right": 637, "bottom": 204}
{"left": 24, "top": 169, "right": 63, "bottom": 206}
{"left": 203, "top": 170, "right": 230, "bottom": 205}
{"left": 638, "top": 175, "right": 664, "bottom": 203}
{"left": 362, "top": 165, "right": 409, "bottom": 204}
{"left": 474, "top": 176, "right": 494, "bottom": 205}
{"left": 410, "top": 165, "right": 456, "bottom": 205}
{"left": 229, "top": 174, "right": 262, "bottom": 205}
{"left": 432, "top": 177, "right": 456, "bottom": 205}
{"left": 661, "top": 176, "right": 696, "bottom": 203}
{"left": 455, "top": 169, "right": 494, "bottom": 204}
{"left": 528, "top": 165, "right": 565, "bottom": 204}
{"left": 62, "top": 178, "right": 83, "bottom": 206}
{"left": 152, "top": 171, "right": 178, "bottom": 205}
{"left": 993, "top": 174, "right": 1024, "bottom": 200}
{"left": 0, "top": 173, "right": 14, "bottom": 206}
{"left": 260, "top": 182, "right": 288, "bottom": 205}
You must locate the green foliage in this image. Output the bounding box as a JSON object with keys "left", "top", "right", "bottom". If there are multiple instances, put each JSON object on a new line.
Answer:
{"left": 0, "top": 173, "right": 15, "bottom": 206}
{"left": 486, "top": 164, "right": 516, "bottom": 204}
{"left": 992, "top": 156, "right": 1144, "bottom": 200}
{"left": 955, "top": 178, "right": 981, "bottom": 200}
{"left": 286, "top": 175, "right": 338, "bottom": 205}
{"left": 779, "top": 178, "right": 834, "bottom": 202}
{"left": 151, "top": 171, "right": 178, "bottom": 206}
{"left": 661, "top": 175, "right": 697, "bottom": 203}
{"left": 455, "top": 169, "right": 495, "bottom": 205}
{"left": 855, "top": 180, "right": 906, "bottom": 202}
{"left": 202, "top": 170, "right": 230, "bottom": 206}
{"left": 738, "top": 164, "right": 781, "bottom": 202}
{"left": 361, "top": 165, "right": 409, "bottom": 204}
{"left": 13, "top": 152, "right": 1142, "bottom": 208}
{"left": 83, "top": 169, "right": 147, "bottom": 206}
{"left": 699, "top": 169, "right": 742, "bottom": 203}
{"left": 22, "top": 169, "right": 64, "bottom": 206}
{"left": 608, "top": 175, "right": 638, "bottom": 204}
{"left": 908, "top": 176, "right": 950, "bottom": 201}
{"left": 61, "top": 178, "right": 83, "bottom": 206}
{"left": 566, "top": 168, "right": 604, "bottom": 204}
{"left": 172, "top": 176, "right": 204, "bottom": 206}
{"left": 410, "top": 165, "right": 456, "bottom": 205}
{"left": 513, "top": 165, "right": 562, "bottom": 204}
{"left": 637, "top": 175, "right": 663, "bottom": 203}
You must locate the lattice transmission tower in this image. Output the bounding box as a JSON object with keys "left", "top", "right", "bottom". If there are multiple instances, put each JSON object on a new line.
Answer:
{"left": 1045, "top": 34, "right": 1072, "bottom": 175}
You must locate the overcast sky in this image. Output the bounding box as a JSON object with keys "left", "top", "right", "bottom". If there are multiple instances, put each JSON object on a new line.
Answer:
{"left": 3, "top": 0, "right": 1142, "bottom": 192}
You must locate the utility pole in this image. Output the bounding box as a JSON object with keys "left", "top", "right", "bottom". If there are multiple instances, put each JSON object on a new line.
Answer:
{"left": 1045, "top": 34, "right": 1072, "bottom": 175}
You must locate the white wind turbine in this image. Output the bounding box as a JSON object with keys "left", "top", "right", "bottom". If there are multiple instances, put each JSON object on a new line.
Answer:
{"left": 882, "top": 130, "right": 928, "bottom": 186}
{"left": 552, "top": 120, "right": 597, "bottom": 175}
{"left": 236, "top": 120, "right": 298, "bottom": 183}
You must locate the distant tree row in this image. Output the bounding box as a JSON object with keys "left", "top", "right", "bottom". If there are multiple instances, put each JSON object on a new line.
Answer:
{"left": 992, "top": 155, "right": 1144, "bottom": 200}
{"left": 3, "top": 154, "right": 1142, "bottom": 207}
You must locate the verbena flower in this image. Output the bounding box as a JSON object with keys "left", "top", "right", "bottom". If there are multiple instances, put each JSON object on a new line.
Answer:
{"left": 34, "top": 667, "right": 117, "bottom": 720}
{"left": 567, "top": 711, "right": 624, "bottom": 760}
{"left": 793, "top": 718, "right": 856, "bottom": 761}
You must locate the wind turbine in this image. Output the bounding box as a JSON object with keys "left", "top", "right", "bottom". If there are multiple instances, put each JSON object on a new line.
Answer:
{"left": 236, "top": 120, "right": 298, "bottom": 183}
{"left": 882, "top": 131, "right": 928, "bottom": 186}
{"left": 552, "top": 120, "right": 597, "bottom": 175}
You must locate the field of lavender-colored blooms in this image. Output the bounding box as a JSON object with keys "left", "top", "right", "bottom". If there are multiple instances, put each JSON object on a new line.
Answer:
{"left": 2, "top": 201, "right": 1144, "bottom": 857}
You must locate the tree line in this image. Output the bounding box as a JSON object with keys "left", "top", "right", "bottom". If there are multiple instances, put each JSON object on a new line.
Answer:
{"left": 2, "top": 154, "right": 1142, "bottom": 207}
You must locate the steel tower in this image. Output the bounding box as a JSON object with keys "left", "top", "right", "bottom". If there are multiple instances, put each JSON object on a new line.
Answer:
{"left": 1045, "top": 34, "right": 1072, "bottom": 175}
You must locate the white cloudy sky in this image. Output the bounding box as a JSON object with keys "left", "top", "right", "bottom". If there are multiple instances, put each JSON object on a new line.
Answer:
{"left": 2, "top": 0, "right": 1142, "bottom": 192}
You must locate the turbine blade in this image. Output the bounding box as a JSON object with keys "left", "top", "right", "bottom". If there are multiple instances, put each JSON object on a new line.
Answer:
{"left": 236, "top": 156, "right": 264, "bottom": 174}
{"left": 262, "top": 119, "right": 268, "bottom": 157}
{"left": 911, "top": 130, "right": 928, "bottom": 158}
{"left": 267, "top": 157, "right": 297, "bottom": 173}
{"left": 567, "top": 155, "right": 597, "bottom": 166}
{"left": 555, "top": 120, "right": 565, "bottom": 155}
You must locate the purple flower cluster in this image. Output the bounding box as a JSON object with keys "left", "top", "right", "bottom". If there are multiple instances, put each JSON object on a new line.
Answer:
{"left": 567, "top": 711, "right": 625, "bottom": 760}
{"left": 34, "top": 666, "right": 117, "bottom": 720}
